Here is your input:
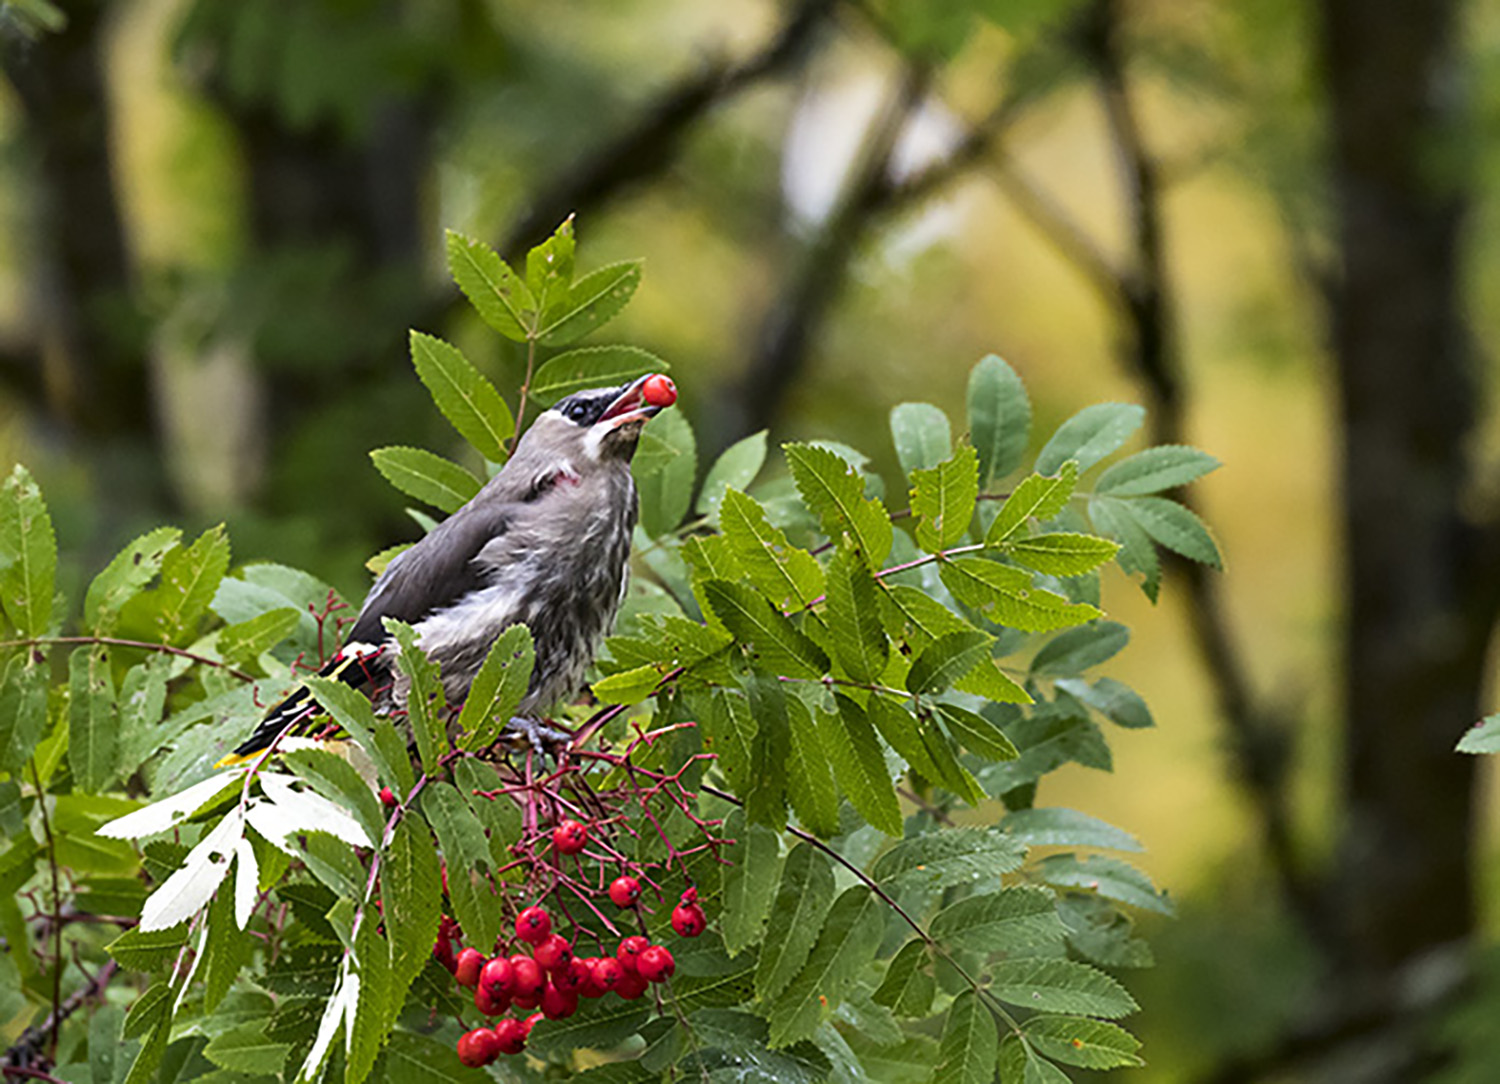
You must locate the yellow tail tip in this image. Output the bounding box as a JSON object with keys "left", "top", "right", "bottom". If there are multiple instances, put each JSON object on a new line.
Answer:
{"left": 214, "top": 751, "right": 257, "bottom": 769}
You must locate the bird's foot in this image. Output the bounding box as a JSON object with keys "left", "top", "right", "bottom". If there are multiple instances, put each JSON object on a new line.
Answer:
{"left": 503, "top": 716, "right": 571, "bottom": 758}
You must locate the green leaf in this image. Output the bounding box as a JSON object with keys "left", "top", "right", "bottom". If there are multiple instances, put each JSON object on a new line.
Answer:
{"left": 455, "top": 759, "right": 522, "bottom": 868}
{"left": 384, "top": 620, "right": 447, "bottom": 774}
{"left": 1458, "top": 714, "right": 1500, "bottom": 754}
{"left": 698, "top": 687, "right": 757, "bottom": 798}
{"left": 218, "top": 607, "right": 301, "bottom": 666}
{"left": 827, "top": 697, "right": 902, "bottom": 836}
{"left": 930, "top": 886, "right": 1065, "bottom": 953}
{"left": 867, "top": 694, "right": 948, "bottom": 787}
{"left": 744, "top": 675, "right": 790, "bottom": 827}
{"left": 0, "top": 655, "right": 48, "bottom": 774}
{"left": 408, "top": 331, "right": 513, "bottom": 462}
{"left": 150, "top": 524, "right": 231, "bottom": 646}
{"left": 299, "top": 830, "right": 364, "bottom": 899}
{"left": 1030, "top": 621, "right": 1129, "bottom": 676}
{"left": 455, "top": 624, "right": 534, "bottom": 751}
{"left": 1002, "top": 807, "right": 1142, "bottom": 851}
{"left": 911, "top": 444, "right": 979, "bottom": 552}
{"left": 719, "top": 488, "right": 825, "bottom": 610}
{"left": 445, "top": 229, "right": 535, "bottom": 341}
{"left": 369, "top": 446, "right": 482, "bottom": 515}
{"left": 890, "top": 402, "right": 952, "bottom": 475}
{"left": 529, "top": 344, "right": 668, "bottom": 405}
{"left": 825, "top": 543, "right": 888, "bottom": 683}
{"left": 1096, "top": 444, "right": 1220, "bottom": 496}
{"left": 784, "top": 443, "right": 893, "bottom": 569}
{"left": 538, "top": 259, "right": 642, "bottom": 345}
{"left": 525, "top": 216, "right": 576, "bottom": 304}
{"left": 87, "top": 1001, "right": 123, "bottom": 1084}
{"left": 769, "top": 887, "right": 885, "bottom": 1046}
{"left": 940, "top": 557, "right": 1102, "bottom": 632}
{"left": 755, "top": 843, "right": 835, "bottom": 1002}
{"left": 1123, "top": 495, "right": 1222, "bottom": 568}
{"left": 969, "top": 354, "right": 1032, "bottom": 488}
{"left": 1036, "top": 403, "right": 1145, "bottom": 475}
{"left": 999, "top": 1037, "right": 1073, "bottom": 1084}
{"left": 383, "top": 811, "right": 442, "bottom": 1010}
{"left": 936, "top": 701, "right": 1020, "bottom": 761}
{"left": 1037, "top": 853, "right": 1174, "bottom": 915}
{"left": 1087, "top": 495, "right": 1161, "bottom": 602}
{"left": 872, "top": 827, "right": 1027, "bottom": 891}
{"left": 698, "top": 431, "right": 769, "bottom": 519}
{"left": 702, "top": 579, "right": 829, "bottom": 678}
{"left": 350, "top": 910, "right": 394, "bottom": 1082}
{"left": 1055, "top": 676, "right": 1154, "bottom": 729}
{"left": 69, "top": 645, "right": 118, "bottom": 793}
{"left": 720, "top": 818, "right": 782, "bottom": 956}
{"left": 106, "top": 923, "right": 190, "bottom": 971}
{"left": 203, "top": 881, "right": 251, "bottom": 1012}
{"left": 930, "top": 990, "right": 997, "bottom": 1084}
{"left": 0, "top": 464, "right": 57, "bottom": 638}
{"left": 633, "top": 409, "right": 697, "bottom": 538}
{"left": 422, "top": 782, "right": 500, "bottom": 950}
{"left": 202, "top": 1021, "right": 289, "bottom": 1077}
{"left": 1008, "top": 532, "right": 1120, "bottom": 576}
{"left": 986, "top": 464, "right": 1078, "bottom": 547}
{"left": 376, "top": 1030, "right": 481, "bottom": 1083}
{"left": 301, "top": 676, "right": 402, "bottom": 794}
{"left": 785, "top": 689, "right": 840, "bottom": 837}
{"left": 880, "top": 583, "right": 980, "bottom": 649}
{"left": 989, "top": 957, "right": 1138, "bottom": 1018}
{"left": 1023, "top": 1015, "right": 1143, "bottom": 1069}
{"left": 84, "top": 527, "right": 182, "bottom": 635}
{"left": 873, "top": 939, "right": 935, "bottom": 1017}
{"left": 907, "top": 629, "right": 993, "bottom": 696}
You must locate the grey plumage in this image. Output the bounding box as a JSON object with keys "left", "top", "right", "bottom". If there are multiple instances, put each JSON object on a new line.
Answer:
{"left": 225, "top": 375, "right": 668, "bottom": 761}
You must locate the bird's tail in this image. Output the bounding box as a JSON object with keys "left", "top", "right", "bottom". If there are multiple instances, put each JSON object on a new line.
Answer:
{"left": 215, "top": 645, "right": 385, "bottom": 768}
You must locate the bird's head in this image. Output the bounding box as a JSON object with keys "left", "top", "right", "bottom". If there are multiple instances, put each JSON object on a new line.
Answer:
{"left": 525, "top": 373, "right": 677, "bottom": 465}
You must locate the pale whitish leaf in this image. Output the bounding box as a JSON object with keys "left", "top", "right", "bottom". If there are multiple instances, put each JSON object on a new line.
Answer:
{"left": 1030, "top": 621, "right": 1128, "bottom": 676}
{"left": 537, "top": 260, "right": 642, "bottom": 345}
{"left": 702, "top": 579, "right": 828, "bottom": 678}
{"left": 445, "top": 229, "right": 534, "bottom": 341}
{"left": 1036, "top": 403, "right": 1145, "bottom": 475}
{"left": 756, "top": 843, "right": 835, "bottom": 1002}
{"left": 1096, "top": 444, "right": 1220, "bottom": 496}
{"left": 698, "top": 431, "right": 769, "bottom": 518}
{"left": 408, "top": 331, "right": 513, "bottom": 462}
{"left": 369, "top": 446, "right": 482, "bottom": 515}
{"left": 282, "top": 747, "right": 386, "bottom": 853}
{"left": 768, "top": 887, "right": 885, "bottom": 1047}
{"left": 84, "top": 526, "right": 181, "bottom": 634}
{"left": 1008, "top": 532, "right": 1120, "bottom": 577}
{"left": 1124, "top": 495, "right": 1222, "bottom": 568}
{"left": 929, "top": 990, "right": 997, "bottom": 1084}
{"left": 1003, "top": 807, "right": 1142, "bottom": 852}
{"left": 1023, "top": 1015, "right": 1143, "bottom": 1069}
{"left": 1038, "top": 853, "right": 1174, "bottom": 915}
{"left": 1055, "top": 676, "right": 1153, "bottom": 729}
{"left": 930, "top": 886, "right": 1065, "bottom": 954}
{"left": 990, "top": 957, "right": 1138, "bottom": 1018}
{"left": 234, "top": 835, "right": 259, "bottom": 929}
{"left": 529, "top": 344, "right": 666, "bottom": 404}
{"left": 872, "top": 827, "right": 1027, "bottom": 891}
{"left": 634, "top": 409, "right": 697, "bottom": 538}
{"left": 1087, "top": 495, "right": 1161, "bottom": 601}
{"left": 719, "top": 488, "right": 824, "bottom": 610}
{"left": 0, "top": 464, "right": 57, "bottom": 638}
{"left": 97, "top": 771, "right": 245, "bottom": 839}
{"left": 721, "top": 817, "right": 782, "bottom": 955}
{"left": 784, "top": 443, "right": 893, "bottom": 569}
{"left": 139, "top": 806, "right": 244, "bottom": 931}
{"left": 969, "top": 354, "right": 1031, "bottom": 488}
{"left": 827, "top": 698, "right": 902, "bottom": 836}
{"left": 1458, "top": 715, "right": 1500, "bottom": 754}
{"left": 250, "top": 773, "right": 371, "bottom": 850}
{"left": 985, "top": 464, "right": 1079, "bottom": 547}
{"left": 890, "top": 402, "right": 952, "bottom": 475}
{"left": 298, "top": 963, "right": 354, "bottom": 1082}
{"left": 873, "top": 940, "right": 935, "bottom": 1017}
{"left": 911, "top": 444, "right": 979, "bottom": 552}
{"left": 825, "top": 543, "right": 888, "bottom": 683}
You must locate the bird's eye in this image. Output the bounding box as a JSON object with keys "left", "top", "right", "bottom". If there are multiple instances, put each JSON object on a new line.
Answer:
{"left": 567, "top": 402, "right": 591, "bottom": 422}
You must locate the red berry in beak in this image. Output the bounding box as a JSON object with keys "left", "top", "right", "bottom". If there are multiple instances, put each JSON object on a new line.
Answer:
{"left": 642, "top": 374, "right": 676, "bottom": 407}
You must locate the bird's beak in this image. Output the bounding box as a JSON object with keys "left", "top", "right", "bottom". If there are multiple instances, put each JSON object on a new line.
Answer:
{"left": 599, "top": 374, "right": 670, "bottom": 429}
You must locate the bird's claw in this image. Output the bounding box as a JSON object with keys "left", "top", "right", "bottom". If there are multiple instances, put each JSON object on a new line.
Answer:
{"left": 504, "top": 716, "right": 570, "bottom": 758}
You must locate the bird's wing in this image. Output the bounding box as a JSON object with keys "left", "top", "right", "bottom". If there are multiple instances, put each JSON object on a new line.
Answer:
{"left": 345, "top": 500, "right": 524, "bottom": 646}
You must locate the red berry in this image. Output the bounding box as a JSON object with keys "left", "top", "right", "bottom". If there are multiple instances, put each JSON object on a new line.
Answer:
{"left": 540, "top": 982, "right": 579, "bottom": 1020}
{"left": 616, "top": 935, "right": 650, "bottom": 973}
{"left": 493, "top": 1017, "right": 527, "bottom": 1056}
{"left": 379, "top": 786, "right": 398, "bottom": 808}
{"left": 511, "top": 991, "right": 540, "bottom": 1011}
{"left": 515, "top": 905, "right": 552, "bottom": 944}
{"left": 672, "top": 902, "right": 707, "bottom": 938}
{"left": 473, "top": 985, "right": 509, "bottom": 1016}
{"left": 637, "top": 945, "right": 676, "bottom": 983}
{"left": 456, "top": 1027, "right": 501, "bottom": 1067}
{"left": 680, "top": 886, "right": 698, "bottom": 904}
{"left": 453, "top": 947, "right": 485, "bottom": 987}
{"left": 642, "top": 374, "right": 677, "bottom": 408}
{"left": 552, "top": 819, "right": 589, "bottom": 855}
{"left": 614, "top": 968, "right": 649, "bottom": 1000}
{"left": 533, "top": 934, "right": 573, "bottom": 974}
{"left": 576, "top": 958, "right": 607, "bottom": 999}
{"left": 554, "top": 957, "right": 590, "bottom": 993}
{"left": 509, "top": 954, "right": 546, "bottom": 999}
{"left": 592, "top": 956, "right": 625, "bottom": 992}
{"left": 608, "top": 875, "right": 642, "bottom": 908}
{"left": 479, "top": 956, "right": 514, "bottom": 996}
{"left": 433, "top": 937, "right": 456, "bottom": 973}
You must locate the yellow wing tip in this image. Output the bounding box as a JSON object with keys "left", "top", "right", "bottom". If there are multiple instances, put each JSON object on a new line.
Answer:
{"left": 214, "top": 751, "right": 257, "bottom": 769}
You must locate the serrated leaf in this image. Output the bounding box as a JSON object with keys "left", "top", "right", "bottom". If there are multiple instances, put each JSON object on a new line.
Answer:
{"left": 248, "top": 772, "right": 371, "bottom": 852}
{"left": 384, "top": 620, "right": 446, "bottom": 774}
{"left": 989, "top": 957, "right": 1138, "bottom": 1018}
{"left": 755, "top": 843, "right": 835, "bottom": 1002}
{"left": 634, "top": 409, "right": 697, "bottom": 538}
{"left": 890, "top": 402, "right": 952, "bottom": 475}
{"left": 929, "top": 990, "right": 997, "bottom": 1084}
{"left": 1037, "top": 853, "right": 1173, "bottom": 915}
{"left": 911, "top": 444, "right": 978, "bottom": 551}
{"left": 455, "top": 624, "right": 534, "bottom": 750}
{"left": 785, "top": 689, "right": 841, "bottom": 837}
{"left": 299, "top": 676, "right": 401, "bottom": 794}
{"left": 1003, "top": 807, "right": 1141, "bottom": 851}
{"left": 0, "top": 464, "right": 57, "bottom": 638}
{"left": 1096, "top": 444, "right": 1220, "bottom": 496}
{"left": 69, "top": 645, "right": 118, "bottom": 793}
{"left": 203, "top": 881, "right": 250, "bottom": 1011}
{"left": 697, "top": 687, "right": 757, "bottom": 798}
{"left": 986, "top": 465, "right": 1078, "bottom": 547}
{"left": 1458, "top": 714, "right": 1500, "bottom": 754}
{"left": 0, "top": 655, "right": 49, "bottom": 774}
{"left": 721, "top": 818, "right": 781, "bottom": 955}
{"left": 282, "top": 748, "right": 386, "bottom": 853}
{"left": 784, "top": 443, "right": 893, "bottom": 569}
{"left": 880, "top": 583, "right": 984, "bottom": 650}
{"left": 1008, "top": 532, "right": 1120, "bottom": 576}
{"left": 1122, "top": 495, "right": 1222, "bottom": 568}
{"left": 1024, "top": 1015, "right": 1143, "bottom": 1069}
{"left": 139, "top": 806, "right": 244, "bottom": 930}
{"left": 999, "top": 1037, "right": 1073, "bottom": 1084}
{"left": 203, "top": 1021, "right": 289, "bottom": 1077}
{"left": 538, "top": 259, "right": 642, "bottom": 344}
{"left": 1087, "top": 495, "right": 1161, "bottom": 601}
{"left": 907, "top": 629, "right": 992, "bottom": 696}
{"left": 769, "top": 887, "right": 885, "bottom": 1046}
{"left": 526, "top": 216, "right": 576, "bottom": 303}
{"left": 84, "top": 526, "right": 181, "bottom": 635}
{"left": 719, "top": 488, "right": 824, "bottom": 610}
{"left": 382, "top": 812, "right": 442, "bottom": 1008}
{"left": 940, "top": 558, "right": 1102, "bottom": 633}
{"left": 826, "top": 543, "right": 888, "bottom": 683}
{"left": 106, "top": 923, "right": 190, "bottom": 971}
{"left": 1055, "top": 676, "right": 1153, "bottom": 729}
{"left": 422, "top": 782, "right": 500, "bottom": 950}
{"left": 827, "top": 698, "right": 902, "bottom": 836}
{"left": 150, "top": 524, "right": 230, "bottom": 645}
{"left": 219, "top": 607, "right": 301, "bottom": 666}
{"left": 445, "top": 229, "right": 534, "bottom": 341}
{"left": 872, "top": 827, "right": 1027, "bottom": 891}
{"left": 376, "top": 1031, "right": 474, "bottom": 1083}
{"left": 369, "top": 447, "right": 481, "bottom": 515}
{"left": 530, "top": 344, "right": 667, "bottom": 404}
{"left": 867, "top": 693, "right": 945, "bottom": 785}
{"left": 702, "top": 579, "right": 828, "bottom": 678}
{"left": 350, "top": 910, "right": 393, "bottom": 1082}
{"left": 969, "top": 354, "right": 1031, "bottom": 487}
{"left": 873, "top": 939, "right": 935, "bottom": 1017}
{"left": 1036, "top": 403, "right": 1145, "bottom": 475}
{"left": 936, "top": 701, "right": 1019, "bottom": 761}
{"left": 698, "top": 431, "right": 769, "bottom": 518}
{"left": 744, "top": 675, "right": 790, "bottom": 827}
{"left": 930, "top": 886, "right": 1064, "bottom": 953}
{"left": 408, "top": 331, "right": 513, "bottom": 462}
{"left": 1030, "top": 621, "right": 1129, "bottom": 676}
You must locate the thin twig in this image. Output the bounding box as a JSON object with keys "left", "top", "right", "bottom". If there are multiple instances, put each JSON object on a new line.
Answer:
{"left": 0, "top": 636, "right": 257, "bottom": 684}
